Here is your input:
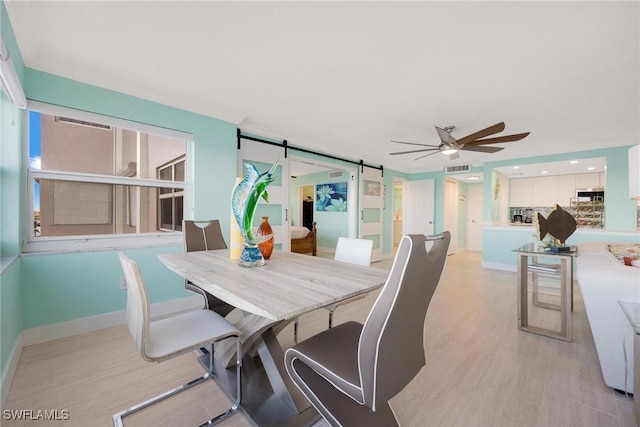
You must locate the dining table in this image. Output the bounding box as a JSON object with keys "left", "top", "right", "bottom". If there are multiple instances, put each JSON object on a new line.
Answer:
{"left": 157, "top": 249, "right": 389, "bottom": 427}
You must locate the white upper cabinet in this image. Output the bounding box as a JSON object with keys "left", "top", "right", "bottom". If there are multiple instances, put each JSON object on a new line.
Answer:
{"left": 575, "top": 173, "right": 602, "bottom": 189}
{"left": 510, "top": 172, "right": 606, "bottom": 208}
{"left": 510, "top": 178, "right": 534, "bottom": 207}
{"left": 533, "top": 176, "right": 558, "bottom": 207}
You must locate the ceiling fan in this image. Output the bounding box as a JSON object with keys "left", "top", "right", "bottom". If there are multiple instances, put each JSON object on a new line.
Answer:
{"left": 390, "top": 122, "right": 530, "bottom": 160}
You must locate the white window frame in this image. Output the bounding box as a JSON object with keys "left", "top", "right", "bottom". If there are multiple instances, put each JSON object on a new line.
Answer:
{"left": 24, "top": 101, "right": 194, "bottom": 253}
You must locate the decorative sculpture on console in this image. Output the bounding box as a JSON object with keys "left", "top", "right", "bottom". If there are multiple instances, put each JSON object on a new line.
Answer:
{"left": 536, "top": 204, "right": 577, "bottom": 251}
{"left": 231, "top": 160, "right": 278, "bottom": 267}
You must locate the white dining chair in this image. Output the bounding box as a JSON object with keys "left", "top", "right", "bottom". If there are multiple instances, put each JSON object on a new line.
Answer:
{"left": 113, "top": 252, "right": 242, "bottom": 427}
{"left": 293, "top": 237, "right": 373, "bottom": 343}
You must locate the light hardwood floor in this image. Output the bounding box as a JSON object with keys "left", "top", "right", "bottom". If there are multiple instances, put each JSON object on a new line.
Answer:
{"left": 4, "top": 251, "right": 636, "bottom": 427}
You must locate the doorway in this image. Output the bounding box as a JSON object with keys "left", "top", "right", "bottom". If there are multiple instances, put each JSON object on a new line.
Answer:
{"left": 443, "top": 178, "right": 458, "bottom": 255}
{"left": 298, "top": 185, "right": 314, "bottom": 230}
{"left": 467, "top": 184, "right": 483, "bottom": 251}
{"left": 392, "top": 179, "right": 405, "bottom": 250}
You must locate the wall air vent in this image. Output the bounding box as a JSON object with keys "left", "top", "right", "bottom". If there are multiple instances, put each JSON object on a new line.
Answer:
{"left": 328, "top": 171, "right": 343, "bottom": 178}
{"left": 445, "top": 163, "right": 471, "bottom": 174}
{"left": 55, "top": 116, "right": 112, "bottom": 130}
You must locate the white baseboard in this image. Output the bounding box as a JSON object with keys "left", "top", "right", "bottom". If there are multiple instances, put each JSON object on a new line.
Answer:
{"left": 1, "top": 333, "right": 23, "bottom": 411}
{"left": 482, "top": 261, "right": 517, "bottom": 272}
{"left": 22, "top": 295, "right": 203, "bottom": 347}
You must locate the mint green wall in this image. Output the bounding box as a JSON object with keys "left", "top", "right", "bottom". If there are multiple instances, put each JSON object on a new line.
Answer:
{"left": 1, "top": 0, "right": 26, "bottom": 377}
{"left": 1, "top": 1, "right": 24, "bottom": 258}
{"left": 0, "top": 260, "right": 22, "bottom": 374}
{"left": 20, "top": 245, "right": 184, "bottom": 329}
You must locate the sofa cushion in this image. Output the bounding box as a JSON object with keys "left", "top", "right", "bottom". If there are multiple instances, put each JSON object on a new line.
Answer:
{"left": 608, "top": 242, "right": 640, "bottom": 264}
{"left": 577, "top": 241, "right": 608, "bottom": 255}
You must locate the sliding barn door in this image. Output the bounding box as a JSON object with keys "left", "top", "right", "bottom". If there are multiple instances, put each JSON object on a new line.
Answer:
{"left": 359, "top": 167, "right": 384, "bottom": 262}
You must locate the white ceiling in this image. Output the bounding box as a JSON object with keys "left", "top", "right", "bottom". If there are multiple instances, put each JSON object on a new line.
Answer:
{"left": 5, "top": 1, "right": 639, "bottom": 175}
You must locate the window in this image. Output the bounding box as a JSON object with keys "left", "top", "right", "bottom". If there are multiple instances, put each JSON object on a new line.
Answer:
{"left": 157, "top": 157, "right": 185, "bottom": 232}
{"left": 26, "top": 102, "right": 192, "bottom": 252}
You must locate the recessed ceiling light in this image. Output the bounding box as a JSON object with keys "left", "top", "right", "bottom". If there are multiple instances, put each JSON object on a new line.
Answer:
{"left": 587, "top": 167, "right": 595, "bottom": 170}
{"left": 541, "top": 170, "right": 548, "bottom": 174}
{"left": 570, "top": 160, "right": 578, "bottom": 164}
{"left": 513, "top": 166, "right": 520, "bottom": 169}
{"left": 466, "top": 176, "right": 480, "bottom": 181}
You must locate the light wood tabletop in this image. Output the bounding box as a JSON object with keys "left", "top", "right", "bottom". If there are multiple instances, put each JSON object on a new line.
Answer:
{"left": 158, "top": 249, "right": 389, "bottom": 321}
{"left": 157, "top": 249, "right": 390, "bottom": 426}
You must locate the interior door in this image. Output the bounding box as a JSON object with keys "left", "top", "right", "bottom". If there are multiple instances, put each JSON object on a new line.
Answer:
{"left": 237, "top": 137, "right": 290, "bottom": 251}
{"left": 403, "top": 179, "right": 435, "bottom": 236}
{"left": 467, "top": 184, "right": 483, "bottom": 251}
{"left": 359, "top": 167, "right": 384, "bottom": 262}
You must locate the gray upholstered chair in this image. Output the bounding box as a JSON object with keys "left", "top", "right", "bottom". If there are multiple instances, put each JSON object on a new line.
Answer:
{"left": 285, "top": 232, "right": 450, "bottom": 426}
{"left": 113, "top": 252, "right": 242, "bottom": 427}
{"left": 293, "top": 237, "right": 373, "bottom": 343}
{"left": 183, "top": 220, "right": 235, "bottom": 316}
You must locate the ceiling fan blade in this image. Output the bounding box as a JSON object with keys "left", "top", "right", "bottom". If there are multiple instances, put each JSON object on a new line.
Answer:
{"left": 389, "top": 148, "right": 440, "bottom": 155}
{"left": 414, "top": 151, "right": 441, "bottom": 161}
{"left": 391, "top": 140, "right": 441, "bottom": 148}
{"left": 456, "top": 122, "right": 506, "bottom": 146}
{"left": 460, "top": 145, "right": 504, "bottom": 153}
{"left": 464, "top": 132, "right": 530, "bottom": 145}
{"left": 435, "top": 127, "right": 456, "bottom": 145}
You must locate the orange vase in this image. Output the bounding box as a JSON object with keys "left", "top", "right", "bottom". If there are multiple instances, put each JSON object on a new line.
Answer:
{"left": 257, "top": 216, "right": 274, "bottom": 260}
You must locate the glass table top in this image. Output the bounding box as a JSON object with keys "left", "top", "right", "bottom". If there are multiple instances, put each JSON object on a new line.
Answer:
{"left": 513, "top": 243, "right": 577, "bottom": 257}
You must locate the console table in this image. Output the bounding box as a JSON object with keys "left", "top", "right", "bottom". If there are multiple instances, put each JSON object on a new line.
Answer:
{"left": 513, "top": 243, "right": 576, "bottom": 342}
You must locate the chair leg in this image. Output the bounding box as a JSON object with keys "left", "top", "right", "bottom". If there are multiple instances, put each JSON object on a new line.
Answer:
{"left": 199, "top": 338, "right": 242, "bottom": 426}
{"left": 112, "top": 337, "right": 241, "bottom": 427}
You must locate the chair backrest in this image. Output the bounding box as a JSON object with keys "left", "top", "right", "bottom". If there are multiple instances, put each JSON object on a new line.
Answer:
{"left": 118, "top": 252, "right": 152, "bottom": 361}
{"left": 357, "top": 232, "right": 450, "bottom": 411}
{"left": 184, "top": 220, "right": 227, "bottom": 252}
{"left": 334, "top": 237, "right": 373, "bottom": 267}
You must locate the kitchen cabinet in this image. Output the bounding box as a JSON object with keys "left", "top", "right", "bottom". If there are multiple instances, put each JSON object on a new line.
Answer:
{"left": 511, "top": 173, "right": 606, "bottom": 209}
{"left": 575, "top": 173, "right": 602, "bottom": 189}
{"left": 557, "top": 175, "right": 576, "bottom": 206}
{"left": 510, "top": 178, "right": 534, "bottom": 207}
{"left": 533, "top": 176, "right": 558, "bottom": 207}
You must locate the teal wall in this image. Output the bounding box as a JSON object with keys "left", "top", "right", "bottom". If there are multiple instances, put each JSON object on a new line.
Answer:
{"left": 1, "top": 0, "right": 25, "bottom": 377}
{"left": 20, "top": 245, "right": 184, "bottom": 329}
{"left": 0, "top": 260, "right": 21, "bottom": 375}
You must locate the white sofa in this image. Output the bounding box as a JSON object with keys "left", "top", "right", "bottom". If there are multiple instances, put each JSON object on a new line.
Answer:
{"left": 576, "top": 241, "right": 640, "bottom": 394}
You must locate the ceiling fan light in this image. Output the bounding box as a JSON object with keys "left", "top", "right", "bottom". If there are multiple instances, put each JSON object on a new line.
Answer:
{"left": 441, "top": 148, "right": 458, "bottom": 155}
